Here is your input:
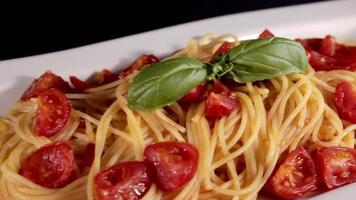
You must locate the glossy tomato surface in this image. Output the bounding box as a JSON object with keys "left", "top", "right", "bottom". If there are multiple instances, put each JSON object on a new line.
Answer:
{"left": 315, "top": 146, "right": 356, "bottom": 189}
{"left": 266, "top": 147, "right": 317, "bottom": 199}
{"left": 298, "top": 35, "right": 356, "bottom": 71}
{"left": 70, "top": 54, "right": 159, "bottom": 91}
{"left": 95, "top": 161, "right": 151, "bottom": 200}
{"left": 20, "top": 142, "right": 74, "bottom": 188}
{"left": 21, "top": 70, "right": 70, "bottom": 101}
{"left": 205, "top": 81, "right": 237, "bottom": 118}
{"left": 333, "top": 81, "right": 356, "bottom": 123}
{"left": 144, "top": 141, "right": 199, "bottom": 192}
{"left": 211, "top": 41, "right": 235, "bottom": 60}
{"left": 259, "top": 29, "right": 274, "bottom": 39}
{"left": 179, "top": 83, "right": 206, "bottom": 102}
{"left": 34, "top": 88, "right": 71, "bottom": 137}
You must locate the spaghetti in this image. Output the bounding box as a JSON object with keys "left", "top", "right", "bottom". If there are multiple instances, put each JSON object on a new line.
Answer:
{"left": 0, "top": 32, "right": 356, "bottom": 200}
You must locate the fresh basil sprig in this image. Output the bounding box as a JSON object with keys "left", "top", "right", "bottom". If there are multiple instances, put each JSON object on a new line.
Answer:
{"left": 128, "top": 57, "right": 207, "bottom": 110}
{"left": 128, "top": 37, "right": 308, "bottom": 110}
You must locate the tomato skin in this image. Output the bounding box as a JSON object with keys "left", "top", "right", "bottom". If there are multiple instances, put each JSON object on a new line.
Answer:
{"left": 211, "top": 42, "right": 235, "bottom": 60}
{"left": 144, "top": 141, "right": 199, "bottom": 192}
{"left": 259, "top": 29, "right": 274, "bottom": 39}
{"left": 320, "top": 35, "right": 336, "bottom": 56}
{"left": 34, "top": 88, "right": 72, "bottom": 137}
{"left": 20, "top": 142, "right": 74, "bottom": 188}
{"left": 205, "top": 92, "right": 237, "bottom": 118}
{"left": 333, "top": 81, "right": 356, "bottom": 123}
{"left": 21, "top": 71, "right": 70, "bottom": 101}
{"left": 94, "top": 161, "right": 152, "bottom": 200}
{"left": 179, "top": 84, "right": 206, "bottom": 102}
{"left": 298, "top": 35, "right": 356, "bottom": 71}
{"left": 266, "top": 147, "right": 317, "bottom": 199}
{"left": 205, "top": 81, "right": 237, "bottom": 118}
{"left": 70, "top": 55, "right": 159, "bottom": 92}
{"left": 212, "top": 80, "right": 231, "bottom": 94}
{"left": 315, "top": 146, "right": 356, "bottom": 189}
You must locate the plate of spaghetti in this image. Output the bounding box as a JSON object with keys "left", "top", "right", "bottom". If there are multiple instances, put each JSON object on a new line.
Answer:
{"left": 1, "top": 1, "right": 356, "bottom": 200}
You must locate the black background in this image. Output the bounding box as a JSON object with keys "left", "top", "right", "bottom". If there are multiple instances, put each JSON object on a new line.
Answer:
{"left": 0, "top": 0, "right": 328, "bottom": 61}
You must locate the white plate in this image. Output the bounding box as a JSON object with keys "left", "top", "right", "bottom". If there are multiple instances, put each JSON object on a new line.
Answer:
{"left": 0, "top": 0, "right": 356, "bottom": 199}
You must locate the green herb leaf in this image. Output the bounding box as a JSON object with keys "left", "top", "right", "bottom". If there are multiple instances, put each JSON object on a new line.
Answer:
{"left": 128, "top": 57, "right": 207, "bottom": 110}
{"left": 226, "top": 37, "right": 308, "bottom": 83}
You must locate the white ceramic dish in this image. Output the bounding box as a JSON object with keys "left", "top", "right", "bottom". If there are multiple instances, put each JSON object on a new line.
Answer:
{"left": 0, "top": 0, "right": 355, "bottom": 199}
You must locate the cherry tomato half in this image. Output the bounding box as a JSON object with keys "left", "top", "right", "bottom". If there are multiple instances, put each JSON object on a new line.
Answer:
{"left": 70, "top": 55, "right": 159, "bottom": 92}
{"left": 314, "top": 146, "right": 356, "bottom": 189}
{"left": 34, "top": 88, "right": 72, "bottom": 137}
{"left": 94, "top": 161, "right": 152, "bottom": 200}
{"left": 266, "top": 147, "right": 317, "bottom": 199}
{"left": 333, "top": 81, "right": 356, "bottom": 123}
{"left": 21, "top": 71, "right": 70, "bottom": 101}
{"left": 179, "top": 84, "right": 206, "bottom": 102}
{"left": 298, "top": 35, "right": 356, "bottom": 71}
{"left": 259, "top": 29, "right": 274, "bottom": 39}
{"left": 116, "top": 54, "right": 160, "bottom": 80}
{"left": 144, "top": 141, "right": 199, "bottom": 192}
{"left": 20, "top": 142, "right": 74, "bottom": 188}
{"left": 205, "top": 92, "right": 237, "bottom": 118}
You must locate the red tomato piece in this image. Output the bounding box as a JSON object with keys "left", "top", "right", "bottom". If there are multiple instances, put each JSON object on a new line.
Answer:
{"left": 179, "top": 84, "right": 206, "bottom": 102}
{"left": 321, "top": 35, "right": 336, "bottom": 56}
{"left": 259, "top": 29, "right": 275, "bottom": 39}
{"left": 298, "top": 35, "right": 356, "bottom": 71}
{"left": 205, "top": 92, "right": 237, "bottom": 118}
{"left": 21, "top": 71, "right": 70, "bottom": 101}
{"left": 34, "top": 88, "right": 71, "bottom": 137}
{"left": 212, "top": 80, "right": 231, "bottom": 94}
{"left": 116, "top": 54, "right": 160, "bottom": 80}
{"left": 314, "top": 146, "right": 356, "bottom": 189}
{"left": 333, "top": 81, "right": 356, "bottom": 123}
{"left": 266, "top": 147, "right": 317, "bottom": 199}
{"left": 94, "top": 161, "right": 151, "bottom": 200}
{"left": 144, "top": 141, "right": 199, "bottom": 192}
{"left": 69, "top": 75, "right": 92, "bottom": 91}
{"left": 69, "top": 69, "right": 116, "bottom": 91}
{"left": 70, "top": 55, "right": 159, "bottom": 92}
{"left": 211, "top": 42, "right": 235, "bottom": 60}
{"left": 20, "top": 142, "right": 74, "bottom": 188}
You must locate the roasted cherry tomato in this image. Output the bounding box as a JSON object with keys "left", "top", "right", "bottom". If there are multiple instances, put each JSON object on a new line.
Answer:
{"left": 205, "top": 92, "right": 237, "bottom": 118}
{"left": 144, "top": 141, "right": 199, "bottom": 192}
{"left": 70, "top": 69, "right": 116, "bottom": 91}
{"left": 259, "top": 29, "right": 274, "bottom": 39}
{"left": 205, "top": 81, "right": 237, "bottom": 118}
{"left": 298, "top": 35, "right": 356, "bottom": 71}
{"left": 211, "top": 42, "right": 235, "bottom": 60}
{"left": 70, "top": 55, "right": 159, "bottom": 92}
{"left": 333, "top": 81, "right": 356, "bottom": 123}
{"left": 116, "top": 54, "right": 159, "bottom": 80}
{"left": 20, "top": 142, "right": 74, "bottom": 188}
{"left": 179, "top": 84, "right": 206, "bottom": 102}
{"left": 212, "top": 80, "right": 231, "bottom": 94}
{"left": 314, "top": 146, "right": 356, "bottom": 189}
{"left": 34, "top": 88, "right": 71, "bottom": 137}
{"left": 21, "top": 71, "right": 70, "bottom": 101}
{"left": 266, "top": 147, "right": 317, "bottom": 199}
{"left": 94, "top": 161, "right": 152, "bottom": 200}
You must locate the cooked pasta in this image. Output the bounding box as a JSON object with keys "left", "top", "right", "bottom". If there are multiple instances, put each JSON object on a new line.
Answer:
{"left": 0, "top": 32, "right": 355, "bottom": 200}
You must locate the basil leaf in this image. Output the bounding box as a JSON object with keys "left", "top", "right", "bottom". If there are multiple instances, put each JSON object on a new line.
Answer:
{"left": 128, "top": 57, "right": 207, "bottom": 110}
{"left": 227, "top": 37, "right": 308, "bottom": 83}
